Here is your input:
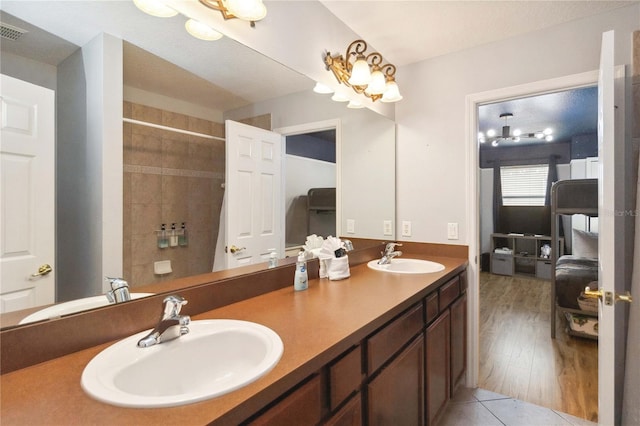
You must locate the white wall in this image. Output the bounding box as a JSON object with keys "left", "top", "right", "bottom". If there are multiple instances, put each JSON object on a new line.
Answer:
{"left": 396, "top": 4, "right": 640, "bottom": 246}
{"left": 225, "top": 90, "right": 396, "bottom": 241}
{"left": 56, "top": 33, "right": 122, "bottom": 301}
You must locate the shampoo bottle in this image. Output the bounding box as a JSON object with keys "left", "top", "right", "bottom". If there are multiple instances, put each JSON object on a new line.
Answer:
{"left": 169, "top": 223, "right": 178, "bottom": 247}
{"left": 294, "top": 251, "right": 308, "bottom": 291}
{"left": 178, "top": 222, "right": 188, "bottom": 246}
{"left": 157, "top": 224, "right": 169, "bottom": 249}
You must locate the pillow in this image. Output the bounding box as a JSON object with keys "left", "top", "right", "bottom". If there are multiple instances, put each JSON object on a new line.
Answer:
{"left": 572, "top": 229, "right": 598, "bottom": 258}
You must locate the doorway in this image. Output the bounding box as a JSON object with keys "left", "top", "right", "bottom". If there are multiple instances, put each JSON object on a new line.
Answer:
{"left": 275, "top": 120, "right": 341, "bottom": 255}
{"left": 466, "top": 70, "right": 602, "bottom": 420}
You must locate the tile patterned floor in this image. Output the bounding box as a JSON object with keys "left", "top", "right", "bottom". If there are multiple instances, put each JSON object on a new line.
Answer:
{"left": 437, "top": 387, "right": 597, "bottom": 426}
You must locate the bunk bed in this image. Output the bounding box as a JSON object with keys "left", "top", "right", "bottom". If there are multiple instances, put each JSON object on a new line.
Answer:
{"left": 550, "top": 179, "right": 599, "bottom": 339}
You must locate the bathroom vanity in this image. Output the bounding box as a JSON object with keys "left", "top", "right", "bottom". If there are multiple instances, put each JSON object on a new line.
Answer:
{"left": 0, "top": 242, "right": 467, "bottom": 425}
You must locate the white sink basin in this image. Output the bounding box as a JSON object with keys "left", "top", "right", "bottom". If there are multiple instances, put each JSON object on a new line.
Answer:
{"left": 81, "top": 319, "right": 284, "bottom": 408}
{"left": 19, "top": 293, "right": 154, "bottom": 324}
{"left": 367, "top": 258, "right": 445, "bottom": 274}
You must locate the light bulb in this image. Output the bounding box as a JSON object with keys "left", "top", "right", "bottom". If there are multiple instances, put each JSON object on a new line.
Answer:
{"left": 365, "top": 69, "right": 386, "bottom": 95}
{"left": 313, "top": 82, "right": 333, "bottom": 94}
{"left": 486, "top": 129, "right": 496, "bottom": 137}
{"left": 545, "top": 135, "right": 554, "bottom": 142}
{"left": 225, "top": 0, "right": 267, "bottom": 21}
{"left": 380, "top": 80, "right": 402, "bottom": 103}
{"left": 348, "top": 56, "right": 372, "bottom": 86}
{"left": 133, "top": 0, "right": 178, "bottom": 17}
{"left": 535, "top": 132, "right": 544, "bottom": 139}
{"left": 544, "top": 128, "right": 553, "bottom": 135}
{"left": 513, "top": 129, "right": 522, "bottom": 137}
{"left": 347, "top": 100, "right": 364, "bottom": 109}
{"left": 331, "top": 90, "right": 350, "bottom": 102}
{"left": 185, "top": 19, "right": 223, "bottom": 41}
{"left": 491, "top": 140, "right": 499, "bottom": 147}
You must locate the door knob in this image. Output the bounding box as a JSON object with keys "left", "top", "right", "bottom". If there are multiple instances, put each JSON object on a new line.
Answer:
{"left": 30, "top": 264, "right": 53, "bottom": 278}
{"left": 584, "top": 286, "right": 632, "bottom": 306}
{"left": 228, "top": 245, "right": 246, "bottom": 254}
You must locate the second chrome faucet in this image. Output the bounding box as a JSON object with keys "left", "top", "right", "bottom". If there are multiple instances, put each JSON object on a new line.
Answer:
{"left": 137, "top": 295, "right": 190, "bottom": 348}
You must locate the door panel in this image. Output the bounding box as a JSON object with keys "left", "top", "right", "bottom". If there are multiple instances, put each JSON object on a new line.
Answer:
{"left": 225, "top": 120, "right": 283, "bottom": 269}
{"left": 597, "top": 30, "right": 628, "bottom": 425}
{"left": 0, "top": 74, "right": 55, "bottom": 312}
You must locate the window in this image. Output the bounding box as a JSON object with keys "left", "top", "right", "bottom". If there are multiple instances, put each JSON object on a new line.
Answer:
{"left": 500, "top": 164, "right": 549, "bottom": 206}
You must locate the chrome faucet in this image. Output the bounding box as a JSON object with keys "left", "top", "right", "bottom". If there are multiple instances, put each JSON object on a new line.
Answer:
{"left": 105, "top": 277, "right": 131, "bottom": 304}
{"left": 137, "top": 295, "right": 190, "bottom": 348}
{"left": 378, "top": 242, "right": 403, "bottom": 265}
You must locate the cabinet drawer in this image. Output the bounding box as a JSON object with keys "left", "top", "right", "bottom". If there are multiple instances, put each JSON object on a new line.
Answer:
{"left": 425, "top": 291, "right": 439, "bottom": 324}
{"left": 366, "top": 303, "right": 424, "bottom": 375}
{"left": 439, "top": 276, "right": 460, "bottom": 310}
{"left": 329, "top": 345, "right": 363, "bottom": 411}
{"left": 536, "top": 260, "right": 552, "bottom": 280}
{"left": 248, "top": 375, "right": 322, "bottom": 425}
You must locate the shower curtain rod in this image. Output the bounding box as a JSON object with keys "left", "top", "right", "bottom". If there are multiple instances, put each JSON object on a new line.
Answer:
{"left": 122, "top": 118, "right": 226, "bottom": 141}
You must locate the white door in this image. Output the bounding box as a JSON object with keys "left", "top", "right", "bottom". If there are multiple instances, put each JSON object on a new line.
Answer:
{"left": 224, "top": 120, "right": 283, "bottom": 269}
{"left": 0, "top": 75, "right": 55, "bottom": 312}
{"left": 597, "top": 30, "right": 629, "bottom": 425}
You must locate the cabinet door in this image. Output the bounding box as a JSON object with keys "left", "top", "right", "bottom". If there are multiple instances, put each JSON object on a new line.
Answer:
{"left": 248, "top": 375, "right": 322, "bottom": 425}
{"left": 426, "top": 309, "right": 450, "bottom": 426}
{"left": 367, "top": 334, "right": 425, "bottom": 426}
{"left": 325, "top": 393, "right": 362, "bottom": 426}
{"left": 450, "top": 293, "right": 467, "bottom": 394}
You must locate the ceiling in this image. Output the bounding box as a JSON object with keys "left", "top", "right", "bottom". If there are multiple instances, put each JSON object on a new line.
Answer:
{"left": 1, "top": 0, "right": 634, "bottom": 142}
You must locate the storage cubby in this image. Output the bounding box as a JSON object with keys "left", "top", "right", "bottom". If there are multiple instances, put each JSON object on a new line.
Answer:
{"left": 490, "top": 233, "right": 563, "bottom": 279}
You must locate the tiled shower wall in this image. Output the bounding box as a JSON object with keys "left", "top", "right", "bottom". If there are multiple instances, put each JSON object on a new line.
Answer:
{"left": 123, "top": 102, "right": 225, "bottom": 287}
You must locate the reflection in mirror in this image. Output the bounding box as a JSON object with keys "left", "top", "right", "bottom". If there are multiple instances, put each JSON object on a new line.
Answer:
{"left": 0, "top": 1, "right": 395, "bottom": 328}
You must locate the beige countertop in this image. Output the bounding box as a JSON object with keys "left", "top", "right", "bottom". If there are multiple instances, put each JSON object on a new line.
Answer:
{"left": 0, "top": 252, "right": 467, "bottom": 425}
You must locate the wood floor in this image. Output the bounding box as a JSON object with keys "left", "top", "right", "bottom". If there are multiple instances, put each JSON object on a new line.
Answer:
{"left": 479, "top": 272, "right": 598, "bottom": 422}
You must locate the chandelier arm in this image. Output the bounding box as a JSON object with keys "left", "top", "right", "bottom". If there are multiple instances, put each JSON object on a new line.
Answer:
{"left": 366, "top": 52, "right": 384, "bottom": 68}
{"left": 380, "top": 63, "right": 397, "bottom": 79}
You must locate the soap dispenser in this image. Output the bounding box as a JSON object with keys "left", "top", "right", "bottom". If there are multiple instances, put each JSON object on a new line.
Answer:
{"left": 294, "top": 251, "right": 308, "bottom": 291}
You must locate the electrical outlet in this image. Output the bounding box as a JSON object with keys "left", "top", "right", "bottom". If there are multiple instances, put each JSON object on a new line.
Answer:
{"left": 383, "top": 220, "right": 393, "bottom": 236}
{"left": 402, "top": 221, "right": 412, "bottom": 237}
{"left": 447, "top": 222, "right": 459, "bottom": 240}
{"left": 347, "top": 219, "right": 355, "bottom": 234}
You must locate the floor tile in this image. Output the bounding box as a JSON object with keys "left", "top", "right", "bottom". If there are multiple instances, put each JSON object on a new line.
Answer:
{"left": 437, "top": 399, "right": 504, "bottom": 426}
{"left": 553, "top": 410, "right": 597, "bottom": 426}
{"left": 482, "top": 398, "right": 573, "bottom": 426}
{"left": 472, "top": 388, "right": 511, "bottom": 402}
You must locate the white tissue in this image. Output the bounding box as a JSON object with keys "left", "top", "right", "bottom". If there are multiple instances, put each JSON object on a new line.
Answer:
{"left": 317, "top": 236, "right": 350, "bottom": 280}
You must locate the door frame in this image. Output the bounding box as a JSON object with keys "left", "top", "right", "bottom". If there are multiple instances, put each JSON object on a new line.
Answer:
{"left": 273, "top": 119, "right": 342, "bottom": 241}
{"left": 464, "top": 70, "right": 601, "bottom": 386}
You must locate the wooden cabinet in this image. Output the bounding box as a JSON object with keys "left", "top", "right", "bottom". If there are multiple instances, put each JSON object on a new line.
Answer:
{"left": 367, "top": 335, "right": 425, "bottom": 426}
{"left": 490, "top": 233, "right": 563, "bottom": 278}
{"left": 246, "top": 269, "right": 467, "bottom": 426}
{"left": 325, "top": 394, "right": 362, "bottom": 426}
{"left": 247, "top": 375, "right": 322, "bottom": 426}
{"left": 450, "top": 293, "right": 467, "bottom": 394}
{"left": 426, "top": 309, "right": 450, "bottom": 426}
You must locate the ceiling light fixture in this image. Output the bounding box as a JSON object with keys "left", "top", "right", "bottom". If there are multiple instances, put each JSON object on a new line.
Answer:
{"left": 185, "top": 18, "right": 223, "bottom": 40}
{"left": 199, "top": 0, "right": 266, "bottom": 27}
{"left": 313, "top": 82, "right": 334, "bottom": 94}
{"left": 479, "top": 113, "right": 553, "bottom": 146}
{"left": 132, "top": 0, "right": 178, "bottom": 17}
{"left": 324, "top": 39, "right": 402, "bottom": 103}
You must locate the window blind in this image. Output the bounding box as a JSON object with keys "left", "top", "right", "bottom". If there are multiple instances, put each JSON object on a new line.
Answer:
{"left": 500, "top": 164, "right": 549, "bottom": 206}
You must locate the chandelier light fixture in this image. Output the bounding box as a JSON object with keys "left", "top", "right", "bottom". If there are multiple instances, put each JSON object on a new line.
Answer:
{"left": 479, "top": 113, "right": 553, "bottom": 147}
{"left": 199, "top": 0, "right": 267, "bottom": 27}
{"left": 324, "top": 39, "right": 402, "bottom": 103}
{"left": 133, "top": 0, "right": 265, "bottom": 42}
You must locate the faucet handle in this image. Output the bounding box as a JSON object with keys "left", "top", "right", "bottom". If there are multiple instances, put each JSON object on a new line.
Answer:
{"left": 162, "top": 295, "right": 188, "bottom": 318}
{"left": 384, "top": 242, "right": 402, "bottom": 253}
{"left": 105, "top": 277, "right": 129, "bottom": 290}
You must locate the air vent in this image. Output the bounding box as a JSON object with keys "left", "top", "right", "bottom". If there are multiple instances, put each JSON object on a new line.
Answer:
{"left": 0, "top": 22, "right": 28, "bottom": 41}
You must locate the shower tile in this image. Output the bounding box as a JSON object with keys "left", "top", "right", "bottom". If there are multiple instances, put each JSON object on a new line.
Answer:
{"left": 188, "top": 177, "right": 214, "bottom": 206}
{"left": 162, "top": 110, "right": 189, "bottom": 132}
{"left": 188, "top": 137, "right": 215, "bottom": 172}
{"left": 163, "top": 134, "right": 190, "bottom": 170}
{"left": 188, "top": 203, "right": 214, "bottom": 230}
{"left": 131, "top": 203, "right": 161, "bottom": 236}
{"left": 162, "top": 175, "right": 189, "bottom": 206}
{"left": 132, "top": 103, "right": 162, "bottom": 126}
{"left": 123, "top": 101, "right": 132, "bottom": 119}
{"left": 131, "top": 173, "right": 161, "bottom": 205}
{"left": 162, "top": 204, "right": 189, "bottom": 230}
{"left": 127, "top": 132, "right": 162, "bottom": 167}
{"left": 131, "top": 234, "right": 158, "bottom": 267}
{"left": 188, "top": 116, "right": 212, "bottom": 135}
{"left": 131, "top": 263, "right": 156, "bottom": 288}
{"left": 212, "top": 122, "right": 225, "bottom": 139}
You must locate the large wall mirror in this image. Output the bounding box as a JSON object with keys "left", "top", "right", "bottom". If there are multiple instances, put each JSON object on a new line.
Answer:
{"left": 0, "top": 1, "right": 396, "bottom": 328}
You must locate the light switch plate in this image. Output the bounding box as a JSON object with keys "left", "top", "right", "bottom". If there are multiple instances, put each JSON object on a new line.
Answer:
{"left": 383, "top": 220, "right": 393, "bottom": 236}
{"left": 447, "top": 222, "right": 459, "bottom": 240}
{"left": 347, "top": 219, "right": 355, "bottom": 234}
{"left": 402, "top": 221, "right": 412, "bottom": 237}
